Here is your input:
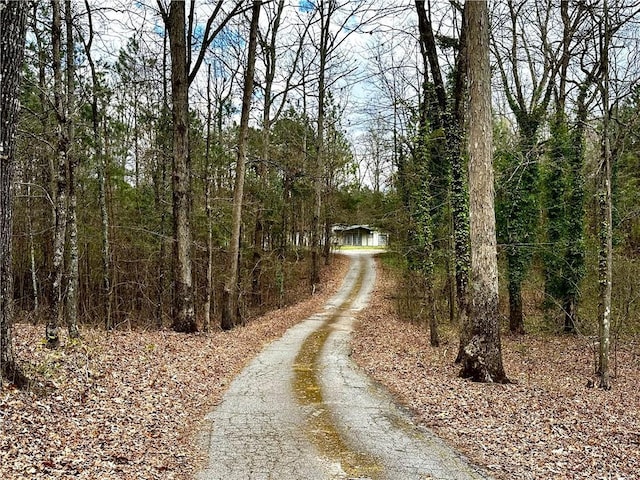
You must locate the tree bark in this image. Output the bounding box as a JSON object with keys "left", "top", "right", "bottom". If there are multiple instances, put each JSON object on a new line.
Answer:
{"left": 203, "top": 64, "right": 214, "bottom": 333}
{"left": 415, "top": 0, "right": 470, "bottom": 359}
{"left": 459, "top": 0, "right": 508, "bottom": 383}
{"left": 508, "top": 280, "right": 525, "bottom": 335}
{"left": 167, "top": 0, "right": 197, "bottom": 332}
{"left": 221, "top": 1, "right": 262, "bottom": 330}
{"left": 47, "top": 0, "right": 68, "bottom": 349}
{"left": 64, "top": 0, "right": 79, "bottom": 339}
{"left": 1, "top": 0, "right": 28, "bottom": 386}
{"left": 26, "top": 182, "right": 38, "bottom": 313}
{"left": 597, "top": 0, "right": 612, "bottom": 390}
{"left": 311, "top": 0, "right": 331, "bottom": 291}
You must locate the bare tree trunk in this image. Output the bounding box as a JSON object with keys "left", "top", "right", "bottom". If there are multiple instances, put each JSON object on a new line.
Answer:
{"left": 156, "top": 36, "right": 170, "bottom": 329}
{"left": 64, "top": 0, "right": 79, "bottom": 339}
{"left": 26, "top": 182, "right": 38, "bottom": 313}
{"left": 222, "top": 1, "right": 262, "bottom": 330}
{"left": 99, "top": 150, "right": 112, "bottom": 331}
{"left": 251, "top": 0, "right": 289, "bottom": 302}
{"left": 47, "top": 0, "right": 68, "bottom": 349}
{"left": 311, "top": 1, "right": 330, "bottom": 292}
{"left": 459, "top": 0, "right": 508, "bottom": 383}
{"left": 167, "top": 0, "right": 196, "bottom": 332}
{"left": 508, "top": 281, "right": 524, "bottom": 335}
{"left": 203, "top": 64, "right": 214, "bottom": 333}
{"left": 423, "top": 276, "right": 439, "bottom": 347}
{"left": 155, "top": 138, "right": 168, "bottom": 329}
{"left": 31, "top": 4, "right": 54, "bottom": 308}
{"left": 1, "top": 0, "right": 28, "bottom": 386}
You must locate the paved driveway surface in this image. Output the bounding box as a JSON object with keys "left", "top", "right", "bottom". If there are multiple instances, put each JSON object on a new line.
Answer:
{"left": 197, "top": 251, "right": 491, "bottom": 480}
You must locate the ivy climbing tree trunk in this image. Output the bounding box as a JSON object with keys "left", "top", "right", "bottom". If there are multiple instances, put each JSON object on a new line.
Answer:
{"left": 492, "top": 0, "right": 557, "bottom": 336}
{"left": 47, "top": 0, "right": 68, "bottom": 349}
{"left": 500, "top": 123, "right": 543, "bottom": 336}
{"left": 412, "top": 0, "right": 441, "bottom": 347}
{"left": 459, "top": 0, "right": 508, "bottom": 383}
{"left": 410, "top": 164, "right": 439, "bottom": 347}
{"left": 597, "top": 0, "right": 613, "bottom": 390}
{"left": 0, "top": 0, "right": 28, "bottom": 386}
{"left": 544, "top": 0, "right": 591, "bottom": 334}
{"left": 415, "top": 0, "right": 470, "bottom": 357}
{"left": 221, "top": 0, "right": 261, "bottom": 330}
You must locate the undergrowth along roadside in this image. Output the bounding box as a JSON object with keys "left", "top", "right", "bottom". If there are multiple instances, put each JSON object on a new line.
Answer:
{"left": 351, "top": 256, "right": 640, "bottom": 480}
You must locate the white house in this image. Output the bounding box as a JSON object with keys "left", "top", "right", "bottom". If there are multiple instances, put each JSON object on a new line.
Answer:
{"left": 332, "top": 225, "right": 389, "bottom": 247}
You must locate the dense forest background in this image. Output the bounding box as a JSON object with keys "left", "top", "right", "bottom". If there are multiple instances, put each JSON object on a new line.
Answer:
{"left": 5, "top": 0, "right": 640, "bottom": 383}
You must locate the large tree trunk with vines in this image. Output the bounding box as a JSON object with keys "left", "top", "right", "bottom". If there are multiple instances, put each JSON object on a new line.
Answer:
{"left": 415, "top": 0, "right": 470, "bottom": 358}
{"left": 459, "top": 0, "right": 508, "bottom": 383}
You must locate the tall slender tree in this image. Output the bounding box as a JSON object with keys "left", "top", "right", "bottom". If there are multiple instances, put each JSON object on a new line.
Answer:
{"left": 203, "top": 63, "right": 214, "bottom": 333}
{"left": 596, "top": 0, "right": 613, "bottom": 390}
{"left": 46, "top": 0, "right": 69, "bottom": 348}
{"left": 159, "top": 0, "right": 245, "bottom": 332}
{"left": 1, "top": 0, "right": 28, "bottom": 385}
{"left": 64, "top": 0, "right": 79, "bottom": 339}
{"left": 81, "top": 0, "right": 112, "bottom": 330}
{"left": 164, "top": 0, "right": 197, "bottom": 332}
{"left": 221, "top": 0, "right": 262, "bottom": 330}
{"left": 310, "top": 0, "right": 332, "bottom": 290}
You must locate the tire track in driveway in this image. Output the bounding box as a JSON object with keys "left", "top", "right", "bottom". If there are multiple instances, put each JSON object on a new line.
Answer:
{"left": 196, "top": 252, "right": 370, "bottom": 480}
{"left": 292, "top": 253, "right": 383, "bottom": 479}
{"left": 319, "top": 252, "right": 491, "bottom": 480}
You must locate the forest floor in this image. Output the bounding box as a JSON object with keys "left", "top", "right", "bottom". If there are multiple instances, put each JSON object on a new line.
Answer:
{"left": 2, "top": 252, "right": 638, "bottom": 479}
{"left": 351, "top": 259, "right": 640, "bottom": 480}
{"left": 0, "top": 256, "right": 350, "bottom": 480}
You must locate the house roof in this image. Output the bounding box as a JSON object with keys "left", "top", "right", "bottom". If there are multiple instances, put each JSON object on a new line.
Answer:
{"left": 333, "top": 224, "right": 375, "bottom": 233}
